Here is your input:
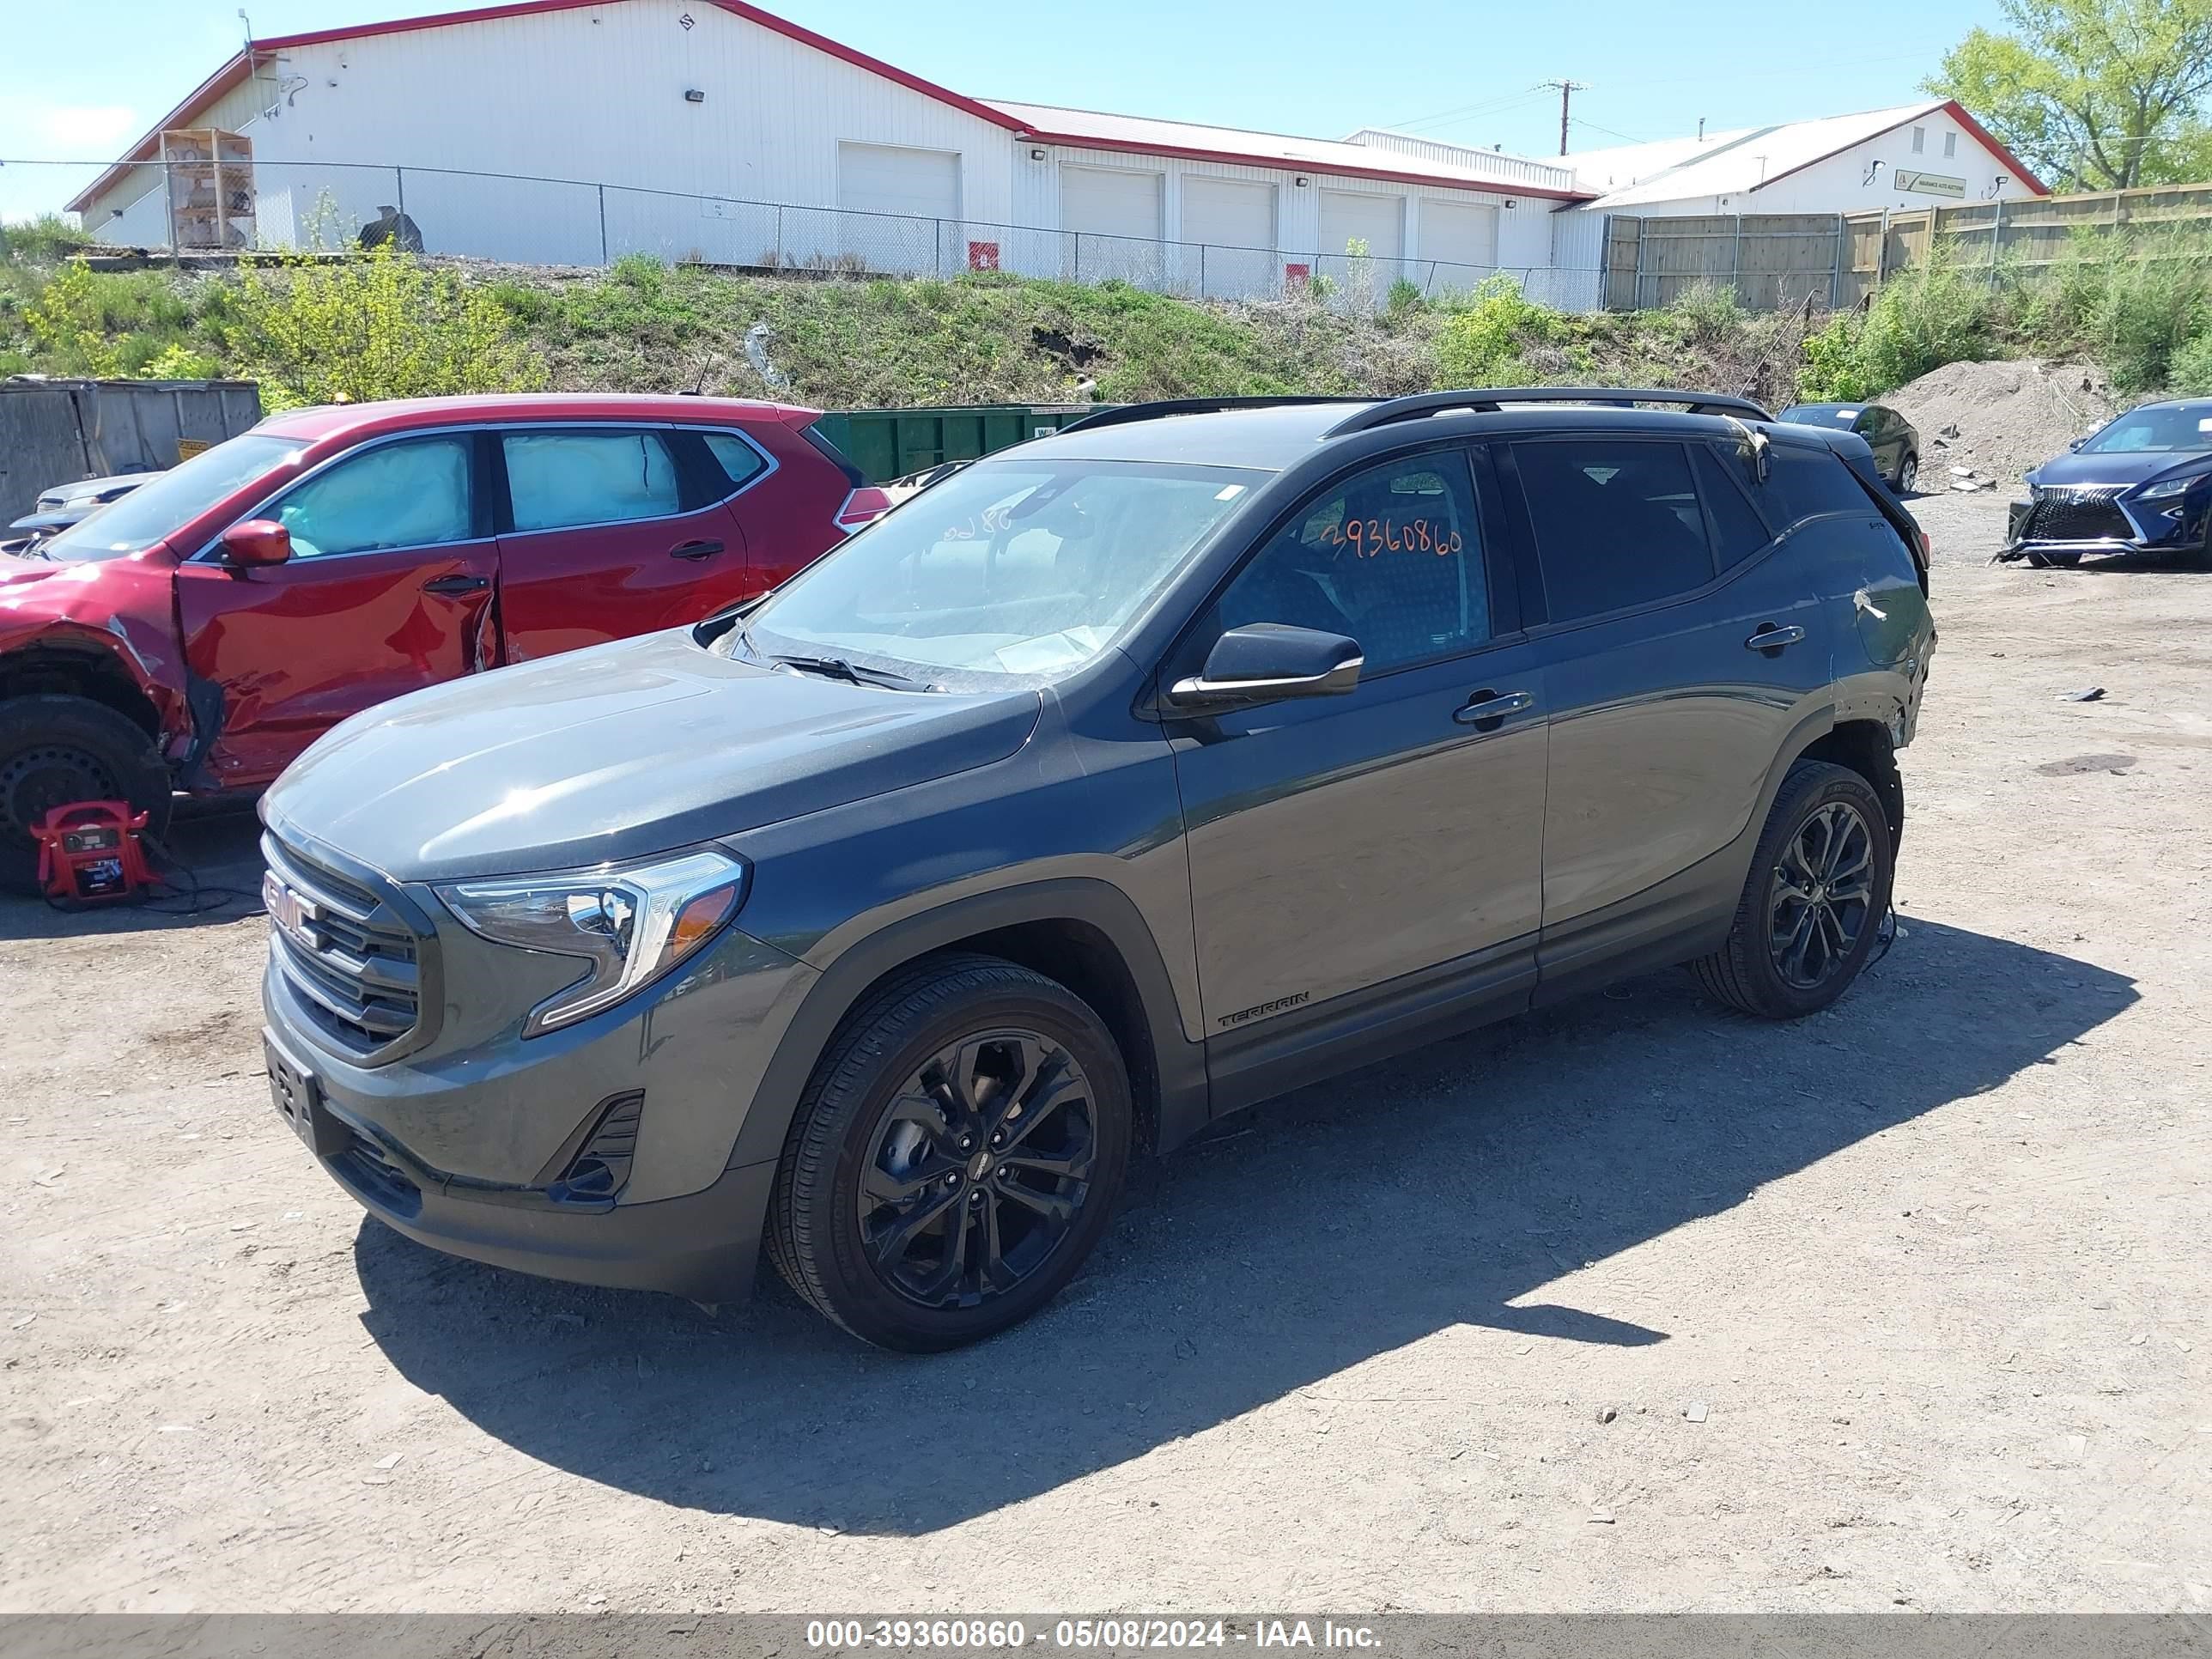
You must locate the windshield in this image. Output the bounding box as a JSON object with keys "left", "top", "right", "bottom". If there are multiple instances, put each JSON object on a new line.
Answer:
{"left": 2078, "top": 404, "right": 2212, "bottom": 456}
{"left": 40, "top": 433, "right": 306, "bottom": 562}
{"left": 719, "top": 459, "right": 1261, "bottom": 683}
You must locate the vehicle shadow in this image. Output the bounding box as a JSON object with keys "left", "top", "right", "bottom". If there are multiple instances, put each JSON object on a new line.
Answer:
{"left": 0, "top": 805, "right": 263, "bottom": 941}
{"left": 353, "top": 917, "right": 2134, "bottom": 1534}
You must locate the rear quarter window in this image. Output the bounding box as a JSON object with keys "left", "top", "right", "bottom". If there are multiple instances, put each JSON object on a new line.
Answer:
{"left": 1761, "top": 444, "right": 1881, "bottom": 529}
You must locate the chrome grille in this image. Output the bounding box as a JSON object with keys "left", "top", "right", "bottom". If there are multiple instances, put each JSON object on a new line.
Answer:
{"left": 264, "top": 836, "right": 422, "bottom": 1056}
{"left": 2026, "top": 487, "right": 2135, "bottom": 544}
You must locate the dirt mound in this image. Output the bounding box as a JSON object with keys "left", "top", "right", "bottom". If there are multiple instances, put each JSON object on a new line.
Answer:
{"left": 1883, "top": 358, "right": 2119, "bottom": 488}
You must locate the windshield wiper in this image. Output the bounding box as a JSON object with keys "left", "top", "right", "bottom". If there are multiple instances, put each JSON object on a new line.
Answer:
{"left": 770, "top": 653, "right": 937, "bottom": 692}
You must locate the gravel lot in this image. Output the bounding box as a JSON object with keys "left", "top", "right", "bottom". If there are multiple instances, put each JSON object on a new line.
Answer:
{"left": 3, "top": 493, "right": 2209, "bottom": 1614}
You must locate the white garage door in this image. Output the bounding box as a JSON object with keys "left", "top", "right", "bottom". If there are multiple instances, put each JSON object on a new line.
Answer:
{"left": 1062, "top": 166, "right": 1164, "bottom": 283}
{"left": 1182, "top": 177, "right": 1276, "bottom": 297}
{"left": 836, "top": 143, "right": 960, "bottom": 275}
{"left": 1421, "top": 196, "right": 1498, "bottom": 288}
{"left": 1061, "top": 166, "right": 1163, "bottom": 239}
{"left": 1318, "top": 190, "right": 1404, "bottom": 259}
{"left": 836, "top": 143, "right": 960, "bottom": 219}
{"left": 1183, "top": 177, "right": 1275, "bottom": 248}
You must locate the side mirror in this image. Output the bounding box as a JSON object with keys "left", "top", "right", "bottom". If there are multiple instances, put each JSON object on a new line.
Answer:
{"left": 1167, "top": 623, "right": 1363, "bottom": 710}
{"left": 221, "top": 519, "right": 292, "bottom": 567}
{"left": 2068, "top": 437, "right": 2087, "bottom": 452}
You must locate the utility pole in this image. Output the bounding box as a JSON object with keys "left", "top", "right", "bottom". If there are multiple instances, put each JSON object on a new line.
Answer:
{"left": 1540, "top": 79, "right": 1588, "bottom": 155}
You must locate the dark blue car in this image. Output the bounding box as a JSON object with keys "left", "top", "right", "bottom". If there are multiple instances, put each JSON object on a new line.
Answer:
{"left": 2008, "top": 399, "right": 2212, "bottom": 567}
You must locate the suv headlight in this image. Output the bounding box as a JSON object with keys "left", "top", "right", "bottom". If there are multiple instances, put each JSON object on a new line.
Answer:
{"left": 436, "top": 849, "right": 747, "bottom": 1036}
{"left": 2133, "top": 470, "right": 2210, "bottom": 501}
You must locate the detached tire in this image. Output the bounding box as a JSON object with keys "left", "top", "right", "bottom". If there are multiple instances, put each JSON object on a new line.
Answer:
{"left": 1692, "top": 760, "right": 1894, "bottom": 1020}
{"left": 768, "top": 952, "right": 1133, "bottom": 1352}
{"left": 0, "top": 695, "right": 173, "bottom": 896}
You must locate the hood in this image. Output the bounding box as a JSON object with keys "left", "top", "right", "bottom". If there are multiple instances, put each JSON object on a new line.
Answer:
{"left": 2027, "top": 449, "right": 2212, "bottom": 490}
{"left": 8, "top": 507, "right": 89, "bottom": 536}
{"left": 262, "top": 629, "right": 1042, "bottom": 882}
{"left": 40, "top": 472, "right": 158, "bottom": 509}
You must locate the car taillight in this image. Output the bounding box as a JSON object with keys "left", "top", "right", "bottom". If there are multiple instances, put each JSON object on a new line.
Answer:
{"left": 836, "top": 487, "right": 891, "bottom": 532}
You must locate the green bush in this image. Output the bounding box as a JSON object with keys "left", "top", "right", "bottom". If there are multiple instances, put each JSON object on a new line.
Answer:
{"left": 1664, "top": 281, "right": 1745, "bottom": 346}
{"left": 1384, "top": 277, "right": 1425, "bottom": 319}
{"left": 1433, "top": 275, "right": 1562, "bottom": 386}
{"left": 2166, "top": 329, "right": 2212, "bottom": 395}
{"left": 1798, "top": 313, "right": 1876, "bottom": 403}
{"left": 2048, "top": 229, "right": 2212, "bottom": 394}
{"left": 0, "top": 215, "right": 92, "bottom": 264}
{"left": 1854, "top": 255, "right": 1996, "bottom": 392}
{"left": 228, "top": 247, "right": 547, "bottom": 409}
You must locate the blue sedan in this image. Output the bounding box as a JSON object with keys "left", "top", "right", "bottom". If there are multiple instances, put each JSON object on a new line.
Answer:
{"left": 2006, "top": 399, "right": 2212, "bottom": 567}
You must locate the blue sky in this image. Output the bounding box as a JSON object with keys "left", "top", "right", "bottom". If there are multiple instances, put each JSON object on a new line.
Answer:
{"left": 0, "top": 0, "right": 2008, "bottom": 222}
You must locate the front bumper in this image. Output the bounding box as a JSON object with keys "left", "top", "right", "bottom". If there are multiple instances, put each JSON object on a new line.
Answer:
{"left": 258, "top": 835, "right": 819, "bottom": 1302}
{"left": 298, "top": 1076, "right": 778, "bottom": 1300}
{"left": 2008, "top": 491, "right": 2207, "bottom": 556}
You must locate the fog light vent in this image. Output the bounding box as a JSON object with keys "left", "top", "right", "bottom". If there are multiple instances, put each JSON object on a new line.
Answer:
{"left": 550, "top": 1091, "right": 644, "bottom": 1203}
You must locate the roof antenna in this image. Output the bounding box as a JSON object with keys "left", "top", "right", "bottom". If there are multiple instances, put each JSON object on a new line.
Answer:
{"left": 1697, "top": 117, "right": 1705, "bottom": 142}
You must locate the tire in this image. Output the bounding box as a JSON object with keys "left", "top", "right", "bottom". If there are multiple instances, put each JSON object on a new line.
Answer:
{"left": 1691, "top": 760, "right": 1894, "bottom": 1020}
{"left": 768, "top": 952, "right": 1133, "bottom": 1352}
{"left": 2026, "top": 548, "right": 2082, "bottom": 568}
{"left": 1894, "top": 452, "right": 1918, "bottom": 495}
{"left": 0, "top": 694, "right": 173, "bottom": 896}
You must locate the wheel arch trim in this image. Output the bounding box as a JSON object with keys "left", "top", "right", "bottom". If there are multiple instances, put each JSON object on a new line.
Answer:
{"left": 726, "top": 877, "right": 1208, "bottom": 1171}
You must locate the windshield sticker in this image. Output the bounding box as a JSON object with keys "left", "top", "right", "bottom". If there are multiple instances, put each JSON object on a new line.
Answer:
{"left": 1836, "top": 410, "right": 1859, "bottom": 420}
{"left": 1214, "top": 483, "right": 1247, "bottom": 501}
{"left": 2197, "top": 418, "right": 2212, "bottom": 433}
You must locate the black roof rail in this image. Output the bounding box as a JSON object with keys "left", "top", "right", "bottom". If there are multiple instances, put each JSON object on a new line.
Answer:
{"left": 1055, "top": 395, "right": 1371, "bottom": 434}
{"left": 1323, "top": 386, "right": 1774, "bottom": 435}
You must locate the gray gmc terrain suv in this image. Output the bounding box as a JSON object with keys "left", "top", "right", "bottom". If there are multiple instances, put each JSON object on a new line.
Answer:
{"left": 258, "top": 389, "right": 1936, "bottom": 1350}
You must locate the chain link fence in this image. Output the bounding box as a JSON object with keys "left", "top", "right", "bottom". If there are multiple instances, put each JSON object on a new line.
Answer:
{"left": 16, "top": 158, "right": 1601, "bottom": 312}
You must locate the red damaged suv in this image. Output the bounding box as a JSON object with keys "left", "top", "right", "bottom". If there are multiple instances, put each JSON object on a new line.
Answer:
{"left": 0, "top": 393, "right": 887, "bottom": 887}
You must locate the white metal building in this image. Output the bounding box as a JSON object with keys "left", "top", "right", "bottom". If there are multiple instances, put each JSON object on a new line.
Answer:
{"left": 1562, "top": 100, "right": 2046, "bottom": 217}
{"left": 69, "top": 0, "right": 1597, "bottom": 303}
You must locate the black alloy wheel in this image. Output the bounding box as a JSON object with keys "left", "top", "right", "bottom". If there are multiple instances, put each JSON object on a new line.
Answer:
{"left": 1691, "top": 760, "right": 1894, "bottom": 1019}
{"left": 768, "top": 953, "right": 1132, "bottom": 1351}
{"left": 1767, "top": 800, "right": 1875, "bottom": 991}
{"left": 860, "top": 1030, "right": 1097, "bottom": 1310}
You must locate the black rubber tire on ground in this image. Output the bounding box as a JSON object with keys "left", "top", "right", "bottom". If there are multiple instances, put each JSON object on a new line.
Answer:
{"left": 1690, "top": 759, "right": 1895, "bottom": 1020}
{"left": 2026, "top": 548, "right": 2083, "bottom": 568}
{"left": 0, "top": 694, "right": 173, "bottom": 896}
{"left": 767, "top": 952, "right": 1133, "bottom": 1352}
{"left": 1894, "top": 452, "right": 1918, "bottom": 495}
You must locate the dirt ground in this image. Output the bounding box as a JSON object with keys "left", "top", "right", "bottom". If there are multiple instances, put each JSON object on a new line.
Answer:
{"left": 3, "top": 492, "right": 2209, "bottom": 1615}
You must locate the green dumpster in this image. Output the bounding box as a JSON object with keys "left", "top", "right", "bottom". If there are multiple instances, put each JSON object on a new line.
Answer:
{"left": 812, "top": 404, "right": 1109, "bottom": 483}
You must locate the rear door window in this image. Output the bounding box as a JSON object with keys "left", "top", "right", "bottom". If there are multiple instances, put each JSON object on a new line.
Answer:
{"left": 1513, "top": 439, "right": 1714, "bottom": 622}
{"left": 503, "top": 429, "right": 683, "bottom": 532}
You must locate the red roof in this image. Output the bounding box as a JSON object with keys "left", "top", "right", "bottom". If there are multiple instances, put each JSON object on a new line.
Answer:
{"left": 69, "top": 0, "right": 1589, "bottom": 212}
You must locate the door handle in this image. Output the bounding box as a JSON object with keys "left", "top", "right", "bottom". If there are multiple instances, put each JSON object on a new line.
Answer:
{"left": 421, "top": 574, "right": 489, "bottom": 596}
{"left": 669, "top": 538, "right": 725, "bottom": 562}
{"left": 1745, "top": 623, "right": 1806, "bottom": 653}
{"left": 1454, "top": 689, "right": 1535, "bottom": 729}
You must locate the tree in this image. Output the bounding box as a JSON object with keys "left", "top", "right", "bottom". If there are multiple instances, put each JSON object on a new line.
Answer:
{"left": 1925, "top": 0, "right": 2212, "bottom": 192}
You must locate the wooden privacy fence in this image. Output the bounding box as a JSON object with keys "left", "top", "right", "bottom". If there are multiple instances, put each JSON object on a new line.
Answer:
{"left": 1601, "top": 181, "right": 2212, "bottom": 313}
